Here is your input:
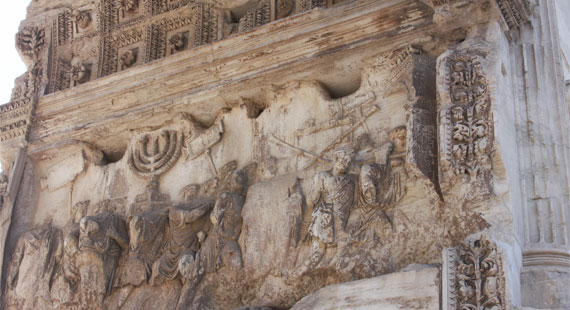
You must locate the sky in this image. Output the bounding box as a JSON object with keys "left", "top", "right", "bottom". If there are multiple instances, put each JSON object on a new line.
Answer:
{"left": 0, "top": 3, "right": 29, "bottom": 104}
{"left": 0, "top": 2, "right": 28, "bottom": 172}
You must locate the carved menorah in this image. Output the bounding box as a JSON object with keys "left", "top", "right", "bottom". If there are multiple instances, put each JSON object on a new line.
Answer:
{"left": 128, "top": 130, "right": 183, "bottom": 179}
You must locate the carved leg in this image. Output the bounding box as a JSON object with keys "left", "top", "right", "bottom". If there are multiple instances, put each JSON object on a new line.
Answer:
{"left": 176, "top": 274, "right": 203, "bottom": 310}
{"left": 293, "top": 240, "right": 326, "bottom": 277}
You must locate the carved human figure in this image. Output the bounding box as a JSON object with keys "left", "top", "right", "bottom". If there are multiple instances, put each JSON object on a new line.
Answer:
{"left": 175, "top": 250, "right": 205, "bottom": 310}
{"left": 50, "top": 228, "right": 81, "bottom": 307}
{"left": 359, "top": 126, "right": 408, "bottom": 208}
{"left": 121, "top": 210, "right": 169, "bottom": 287}
{"left": 62, "top": 229, "right": 81, "bottom": 291}
{"left": 78, "top": 212, "right": 128, "bottom": 305}
{"left": 150, "top": 199, "right": 212, "bottom": 285}
{"left": 452, "top": 106, "right": 465, "bottom": 122}
{"left": 295, "top": 147, "right": 356, "bottom": 275}
{"left": 453, "top": 123, "right": 470, "bottom": 142}
{"left": 6, "top": 226, "right": 63, "bottom": 309}
{"left": 176, "top": 168, "right": 247, "bottom": 309}
{"left": 198, "top": 168, "right": 247, "bottom": 274}
{"left": 120, "top": 49, "right": 137, "bottom": 70}
{"left": 451, "top": 61, "right": 467, "bottom": 87}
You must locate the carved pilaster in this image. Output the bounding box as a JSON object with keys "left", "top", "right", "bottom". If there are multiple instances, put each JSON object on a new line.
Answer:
{"left": 438, "top": 51, "right": 494, "bottom": 196}
{"left": 510, "top": 3, "right": 570, "bottom": 307}
{"left": 443, "top": 234, "right": 507, "bottom": 310}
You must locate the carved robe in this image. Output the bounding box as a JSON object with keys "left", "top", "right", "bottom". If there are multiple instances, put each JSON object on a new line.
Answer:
{"left": 308, "top": 171, "right": 356, "bottom": 244}
{"left": 359, "top": 146, "right": 407, "bottom": 208}
{"left": 199, "top": 192, "right": 245, "bottom": 273}
{"left": 151, "top": 200, "right": 211, "bottom": 283}
{"left": 6, "top": 226, "right": 63, "bottom": 308}
{"left": 78, "top": 212, "right": 128, "bottom": 297}
{"left": 121, "top": 210, "right": 168, "bottom": 286}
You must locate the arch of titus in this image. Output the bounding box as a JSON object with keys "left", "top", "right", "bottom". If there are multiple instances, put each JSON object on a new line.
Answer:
{"left": 0, "top": 0, "right": 568, "bottom": 309}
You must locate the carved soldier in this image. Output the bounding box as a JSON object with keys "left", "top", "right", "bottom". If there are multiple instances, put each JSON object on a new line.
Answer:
{"left": 295, "top": 147, "right": 357, "bottom": 275}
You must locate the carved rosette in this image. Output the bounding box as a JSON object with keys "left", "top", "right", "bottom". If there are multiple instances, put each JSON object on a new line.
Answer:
{"left": 441, "top": 53, "right": 494, "bottom": 183}
{"left": 443, "top": 235, "right": 506, "bottom": 310}
{"left": 127, "top": 130, "right": 183, "bottom": 179}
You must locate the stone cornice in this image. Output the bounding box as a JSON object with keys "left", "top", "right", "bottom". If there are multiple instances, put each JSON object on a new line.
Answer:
{"left": 27, "top": 0, "right": 434, "bottom": 156}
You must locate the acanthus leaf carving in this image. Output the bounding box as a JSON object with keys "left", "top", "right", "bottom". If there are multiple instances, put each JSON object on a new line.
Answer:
{"left": 444, "top": 234, "right": 506, "bottom": 310}
{"left": 16, "top": 26, "right": 46, "bottom": 58}
{"left": 443, "top": 53, "right": 494, "bottom": 181}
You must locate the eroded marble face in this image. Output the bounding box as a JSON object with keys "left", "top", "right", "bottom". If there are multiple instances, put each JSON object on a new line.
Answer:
{"left": 333, "top": 149, "right": 353, "bottom": 175}
{"left": 389, "top": 127, "right": 406, "bottom": 154}
{"left": 80, "top": 218, "right": 99, "bottom": 236}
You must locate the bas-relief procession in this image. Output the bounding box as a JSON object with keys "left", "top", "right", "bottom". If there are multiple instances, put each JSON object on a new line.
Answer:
{"left": 0, "top": 0, "right": 569, "bottom": 309}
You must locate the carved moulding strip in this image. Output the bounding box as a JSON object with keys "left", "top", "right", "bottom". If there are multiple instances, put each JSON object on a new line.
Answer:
{"left": 238, "top": 1, "right": 272, "bottom": 33}
{"left": 149, "top": 0, "right": 192, "bottom": 15}
{"left": 0, "top": 99, "right": 33, "bottom": 142}
{"left": 440, "top": 52, "right": 494, "bottom": 183}
{"left": 443, "top": 234, "right": 506, "bottom": 310}
{"left": 298, "top": 0, "right": 328, "bottom": 13}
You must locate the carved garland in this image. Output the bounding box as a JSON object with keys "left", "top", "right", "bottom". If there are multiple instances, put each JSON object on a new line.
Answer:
{"left": 445, "top": 54, "right": 493, "bottom": 179}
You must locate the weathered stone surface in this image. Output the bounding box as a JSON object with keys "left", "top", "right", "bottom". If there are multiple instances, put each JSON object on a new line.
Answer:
{"left": 0, "top": 0, "right": 569, "bottom": 309}
{"left": 291, "top": 265, "right": 440, "bottom": 310}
